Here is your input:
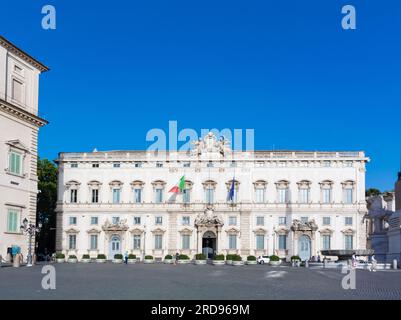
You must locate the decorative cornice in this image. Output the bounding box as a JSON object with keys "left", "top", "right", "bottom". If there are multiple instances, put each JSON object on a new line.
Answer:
{"left": 0, "top": 99, "right": 48, "bottom": 127}
{"left": 0, "top": 35, "right": 49, "bottom": 72}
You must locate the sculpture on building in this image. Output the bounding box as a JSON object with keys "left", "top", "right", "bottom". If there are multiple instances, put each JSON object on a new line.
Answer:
{"left": 102, "top": 219, "right": 129, "bottom": 232}
{"left": 190, "top": 132, "right": 231, "bottom": 157}
{"left": 291, "top": 219, "right": 318, "bottom": 232}
{"left": 195, "top": 205, "right": 224, "bottom": 227}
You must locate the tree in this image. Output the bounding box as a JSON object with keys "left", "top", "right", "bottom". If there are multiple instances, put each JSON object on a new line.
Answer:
{"left": 366, "top": 188, "right": 381, "bottom": 197}
{"left": 36, "top": 158, "right": 58, "bottom": 255}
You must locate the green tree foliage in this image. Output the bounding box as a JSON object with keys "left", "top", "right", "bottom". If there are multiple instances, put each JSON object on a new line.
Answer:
{"left": 36, "top": 158, "right": 58, "bottom": 255}
{"left": 366, "top": 188, "right": 381, "bottom": 197}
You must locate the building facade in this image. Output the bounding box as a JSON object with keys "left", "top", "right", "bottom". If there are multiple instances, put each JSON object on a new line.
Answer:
{"left": 56, "top": 133, "right": 369, "bottom": 261}
{"left": 0, "top": 36, "right": 48, "bottom": 258}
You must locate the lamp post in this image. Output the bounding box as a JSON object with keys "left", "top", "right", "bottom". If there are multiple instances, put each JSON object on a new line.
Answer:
{"left": 20, "top": 218, "right": 42, "bottom": 267}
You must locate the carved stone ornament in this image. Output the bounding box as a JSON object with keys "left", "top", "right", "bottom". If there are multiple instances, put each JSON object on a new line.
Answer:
{"left": 290, "top": 219, "right": 318, "bottom": 232}
{"left": 102, "top": 219, "right": 129, "bottom": 232}
{"left": 194, "top": 205, "right": 224, "bottom": 227}
{"left": 190, "top": 132, "right": 231, "bottom": 157}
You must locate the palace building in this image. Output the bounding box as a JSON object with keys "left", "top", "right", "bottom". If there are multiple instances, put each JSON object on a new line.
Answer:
{"left": 0, "top": 36, "right": 48, "bottom": 258}
{"left": 55, "top": 133, "right": 369, "bottom": 261}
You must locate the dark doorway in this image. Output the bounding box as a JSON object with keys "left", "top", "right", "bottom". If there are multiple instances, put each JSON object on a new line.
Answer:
{"left": 202, "top": 231, "right": 217, "bottom": 259}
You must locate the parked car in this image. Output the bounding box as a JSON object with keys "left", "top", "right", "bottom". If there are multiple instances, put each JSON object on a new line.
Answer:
{"left": 257, "top": 255, "right": 270, "bottom": 264}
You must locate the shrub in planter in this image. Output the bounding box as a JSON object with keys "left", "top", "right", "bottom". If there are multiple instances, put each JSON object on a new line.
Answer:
{"left": 128, "top": 254, "right": 136, "bottom": 259}
{"left": 56, "top": 253, "right": 65, "bottom": 263}
{"left": 195, "top": 253, "right": 206, "bottom": 260}
{"left": 225, "top": 254, "right": 233, "bottom": 265}
{"left": 232, "top": 254, "right": 242, "bottom": 261}
{"left": 144, "top": 255, "right": 154, "bottom": 264}
{"left": 214, "top": 254, "right": 225, "bottom": 261}
{"left": 269, "top": 255, "right": 280, "bottom": 261}
{"left": 269, "top": 255, "right": 281, "bottom": 266}
{"left": 291, "top": 255, "right": 301, "bottom": 261}
{"left": 81, "top": 254, "right": 91, "bottom": 263}
{"left": 96, "top": 254, "right": 107, "bottom": 263}
{"left": 178, "top": 254, "right": 189, "bottom": 260}
{"left": 68, "top": 255, "right": 77, "bottom": 263}
{"left": 114, "top": 254, "right": 123, "bottom": 260}
{"left": 247, "top": 255, "right": 256, "bottom": 261}
{"left": 164, "top": 254, "right": 173, "bottom": 264}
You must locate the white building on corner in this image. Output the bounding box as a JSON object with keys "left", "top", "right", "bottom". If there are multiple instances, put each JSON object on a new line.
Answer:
{"left": 55, "top": 133, "right": 369, "bottom": 261}
{"left": 0, "top": 36, "right": 48, "bottom": 258}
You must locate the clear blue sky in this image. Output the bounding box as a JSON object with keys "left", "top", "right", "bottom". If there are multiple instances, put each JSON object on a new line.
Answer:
{"left": 2, "top": 0, "right": 400, "bottom": 191}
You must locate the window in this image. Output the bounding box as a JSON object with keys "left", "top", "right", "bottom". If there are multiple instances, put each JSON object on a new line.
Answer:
{"left": 278, "top": 188, "right": 288, "bottom": 203}
{"left": 134, "top": 188, "right": 142, "bottom": 203}
{"left": 256, "top": 216, "right": 264, "bottom": 226}
{"left": 256, "top": 235, "right": 265, "bottom": 250}
{"left": 183, "top": 162, "right": 190, "bottom": 168}
{"left": 278, "top": 217, "right": 286, "bottom": 225}
{"left": 155, "top": 235, "right": 163, "bottom": 249}
{"left": 112, "top": 216, "right": 120, "bottom": 224}
{"left": 113, "top": 163, "right": 120, "bottom": 168}
{"left": 299, "top": 189, "right": 310, "bottom": 204}
{"left": 70, "top": 189, "right": 78, "bottom": 203}
{"left": 228, "top": 216, "right": 237, "bottom": 226}
{"left": 322, "top": 188, "right": 331, "bottom": 204}
{"left": 345, "top": 161, "right": 353, "bottom": 167}
{"left": 7, "top": 209, "right": 20, "bottom": 233}
{"left": 90, "top": 217, "right": 98, "bottom": 225}
{"left": 134, "top": 216, "right": 141, "bottom": 225}
{"left": 155, "top": 216, "right": 163, "bottom": 225}
{"left": 229, "top": 234, "right": 237, "bottom": 250}
{"left": 112, "top": 188, "right": 121, "bottom": 203}
{"left": 205, "top": 188, "right": 214, "bottom": 204}
{"left": 90, "top": 235, "right": 98, "bottom": 250}
{"left": 133, "top": 235, "right": 141, "bottom": 249}
{"left": 230, "top": 161, "right": 237, "bottom": 168}
{"left": 9, "top": 151, "right": 22, "bottom": 175}
{"left": 134, "top": 162, "right": 142, "bottom": 168}
{"left": 344, "top": 188, "right": 353, "bottom": 204}
{"left": 91, "top": 189, "right": 99, "bottom": 203}
{"left": 12, "top": 79, "right": 23, "bottom": 102}
{"left": 155, "top": 188, "right": 163, "bottom": 203}
{"left": 322, "top": 217, "right": 331, "bottom": 226}
{"left": 69, "top": 217, "right": 77, "bottom": 225}
{"left": 183, "top": 189, "right": 190, "bottom": 203}
{"left": 301, "top": 217, "right": 308, "bottom": 223}
{"left": 71, "top": 163, "right": 78, "bottom": 168}
{"left": 345, "top": 217, "right": 353, "bottom": 226}
{"left": 322, "top": 235, "right": 331, "bottom": 250}
{"left": 92, "top": 163, "right": 99, "bottom": 168}
{"left": 207, "top": 161, "right": 213, "bottom": 168}
{"left": 182, "top": 216, "right": 190, "bottom": 226}
{"left": 69, "top": 235, "right": 76, "bottom": 250}
{"left": 345, "top": 235, "right": 353, "bottom": 250}
{"left": 255, "top": 188, "right": 265, "bottom": 203}
{"left": 182, "top": 235, "right": 190, "bottom": 250}
{"left": 278, "top": 235, "right": 287, "bottom": 250}
{"left": 156, "top": 162, "right": 163, "bottom": 168}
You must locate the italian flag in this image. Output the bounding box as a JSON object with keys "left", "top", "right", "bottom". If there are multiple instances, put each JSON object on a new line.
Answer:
{"left": 168, "top": 176, "right": 185, "bottom": 193}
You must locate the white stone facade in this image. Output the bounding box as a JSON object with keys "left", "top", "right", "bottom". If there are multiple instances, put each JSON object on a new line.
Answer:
{"left": 0, "top": 36, "right": 48, "bottom": 257}
{"left": 56, "top": 134, "right": 369, "bottom": 261}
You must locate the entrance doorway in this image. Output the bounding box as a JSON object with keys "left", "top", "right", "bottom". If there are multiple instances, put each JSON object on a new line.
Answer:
{"left": 109, "top": 235, "right": 121, "bottom": 259}
{"left": 298, "top": 235, "right": 311, "bottom": 261}
{"left": 202, "top": 231, "right": 216, "bottom": 259}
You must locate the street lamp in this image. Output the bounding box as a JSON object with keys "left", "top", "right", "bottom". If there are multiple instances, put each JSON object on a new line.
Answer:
{"left": 20, "top": 218, "right": 41, "bottom": 267}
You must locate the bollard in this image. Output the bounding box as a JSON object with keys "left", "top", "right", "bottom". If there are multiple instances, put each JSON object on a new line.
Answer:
{"left": 393, "top": 259, "right": 398, "bottom": 270}
{"left": 305, "top": 260, "right": 309, "bottom": 268}
{"left": 324, "top": 259, "right": 328, "bottom": 269}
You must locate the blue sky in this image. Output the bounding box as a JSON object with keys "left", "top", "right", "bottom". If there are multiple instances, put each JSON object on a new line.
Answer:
{"left": 1, "top": 0, "right": 400, "bottom": 191}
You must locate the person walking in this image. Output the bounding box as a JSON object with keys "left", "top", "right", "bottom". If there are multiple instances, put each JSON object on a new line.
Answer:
{"left": 175, "top": 252, "right": 179, "bottom": 266}
{"left": 351, "top": 252, "right": 357, "bottom": 269}
{"left": 369, "top": 255, "right": 377, "bottom": 272}
{"left": 124, "top": 251, "right": 129, "bottom": 265}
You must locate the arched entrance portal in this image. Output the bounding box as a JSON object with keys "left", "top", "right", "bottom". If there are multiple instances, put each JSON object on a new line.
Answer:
{"left": 109, "top": 234, "right": 121, "bottom": 259}
{"left": 298, "top": 235, "right": 311, "bottom": 261}
{"left": 202, "top": 231, "right": 217, "bottom": 259}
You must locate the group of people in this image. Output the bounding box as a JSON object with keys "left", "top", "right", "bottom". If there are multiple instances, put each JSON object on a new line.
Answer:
{"left": 351, "top": 252, "right": 377, "bottom": 272}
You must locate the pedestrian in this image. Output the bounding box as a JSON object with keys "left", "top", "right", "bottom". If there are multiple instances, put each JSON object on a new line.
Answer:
{"left": 175, "top": 252, "right": 179, "bottom": 265}
{"left": 351, "top": 252, "right": 357, "bottom": 269}
{"left": 369, "top": 254, "right": 377, "bottom": 272}
{"left": 123, "top": 251, "right": 128, "bottom": 264}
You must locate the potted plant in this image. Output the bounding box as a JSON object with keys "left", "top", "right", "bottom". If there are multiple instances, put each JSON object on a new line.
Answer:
{"left": 225, "top": 254, "right": 233, "bottom": 265}
{"left": 232, "top": 254, "right": 244, "bottom": 266}
{"left": 212, "top": 254, "right": 225, "bottom": 266}
{"left": 55, "top": 253, "right": 65, "bottom": 263}
{"left": 68, "top": 255, "right": 78, "bottom": 263}
{"left": 96, "top": 254, "right": 107, "bottom": 263}
{"left": 144, "top": 255, "right": 154, "bottom": 264}
{"left": 269, "top": 255, "right": 281, "bottom": 266}
{"left": 246, "top": 255, "right": 257, "bottom": 265}
{"left": 177, "top": 254, "right": 190, "bottom": 264}
{"left": 113, "top": 253, "right": 123, "bottom": 263}
{"left": 194, "top": 253, "right": 207, "bottom": 265}
{"left": 128, "top": 254, "right": 137, "bottom": 264}
{"left": 81, "top": 254, "right": 91, "bottom": 263}
{"left": 291, "top": 255, "right": 301, "bottom": 267}
{"left": 164, "top": 254, "right": 173, "bottom": 264}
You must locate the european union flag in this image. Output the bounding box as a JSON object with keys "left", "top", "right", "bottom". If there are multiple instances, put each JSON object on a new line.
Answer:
{"left": 228, "top": 179, "right": 235, "bottom": 201}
